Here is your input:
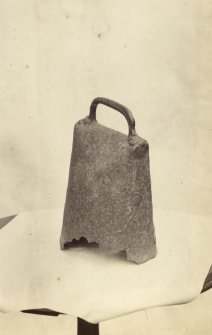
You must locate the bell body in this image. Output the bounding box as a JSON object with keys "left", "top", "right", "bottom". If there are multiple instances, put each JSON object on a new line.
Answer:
{"left": 60, "top": 98, "right": 157, "bottom": 264}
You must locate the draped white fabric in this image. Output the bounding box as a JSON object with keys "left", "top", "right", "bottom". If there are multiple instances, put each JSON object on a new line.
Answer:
{"left": 0, "top": 208, "right": 211, "bottom": 323}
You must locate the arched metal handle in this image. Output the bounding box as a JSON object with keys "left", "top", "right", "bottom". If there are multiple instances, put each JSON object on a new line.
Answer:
{"left": 89, "top": 97, "right": 137, "bottom": 137}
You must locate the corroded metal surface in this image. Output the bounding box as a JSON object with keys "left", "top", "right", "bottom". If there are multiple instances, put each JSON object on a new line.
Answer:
{"left": 60, "top": 97, "right": 157, "bottom": 264}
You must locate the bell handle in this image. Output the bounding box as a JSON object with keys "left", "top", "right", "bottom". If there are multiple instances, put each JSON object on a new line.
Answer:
{"left": 89, "top": 97, "right": 137, "bottom": 137}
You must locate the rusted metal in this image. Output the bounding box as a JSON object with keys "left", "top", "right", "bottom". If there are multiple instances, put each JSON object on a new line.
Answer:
{"left": 60, "top": 97, "right": 157, "bottom": 264}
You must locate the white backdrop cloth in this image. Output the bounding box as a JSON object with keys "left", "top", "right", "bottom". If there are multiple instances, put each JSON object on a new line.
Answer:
{"left": 0, "top": 208, "right": 211, "bottom": 323}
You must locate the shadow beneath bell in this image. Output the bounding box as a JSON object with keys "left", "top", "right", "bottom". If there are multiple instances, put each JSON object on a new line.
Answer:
{"left": 63, "top": 237, "right": 99, "bottom": 249}
{"left": 63, "top": 238, "right": 131, "bottom": 264}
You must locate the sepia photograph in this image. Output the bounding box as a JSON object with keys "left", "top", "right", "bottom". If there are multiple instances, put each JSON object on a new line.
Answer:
{"left": 0, "top": 1, "right": 211, "bottom": 334}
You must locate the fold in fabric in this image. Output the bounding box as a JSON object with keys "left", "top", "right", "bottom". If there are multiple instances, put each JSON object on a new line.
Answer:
{"left": 0, "top": 208, "right": 211, "bottom": 323}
